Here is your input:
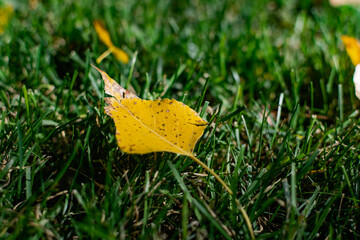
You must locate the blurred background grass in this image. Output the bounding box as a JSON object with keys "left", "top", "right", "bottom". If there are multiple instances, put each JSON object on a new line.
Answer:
{"left": 1, "top": 0, "right": 360, "bottom": 239}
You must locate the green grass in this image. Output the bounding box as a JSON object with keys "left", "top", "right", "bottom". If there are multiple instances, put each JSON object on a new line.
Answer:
{"left": 1, "top": 0, "right": 360, "bottom": 239}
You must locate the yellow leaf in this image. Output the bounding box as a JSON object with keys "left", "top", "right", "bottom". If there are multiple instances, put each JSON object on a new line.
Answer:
{"left": 93, "top": 20, "right": 129, "bottom": 64}
{"left": 341, "top": 35, "right": 360, "bottom": 66}
{"left": 104, "top": 97, "right": 207, "bottom": 155}
{"left": 93, "top": 65, "right": 207, "bottom": 155}
{"left": 0, "top": 5, "right": 13, "bottom": 35}
{"left": 110, "top": 46, "right": 130, "bottom": 64}
{"left": 93, "top": 20, "right": 113, "bottom": 48}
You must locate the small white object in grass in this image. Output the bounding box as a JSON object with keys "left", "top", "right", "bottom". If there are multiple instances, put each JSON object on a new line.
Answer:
{"left": 353, "top": 64, "right": 360, "bottom": 100}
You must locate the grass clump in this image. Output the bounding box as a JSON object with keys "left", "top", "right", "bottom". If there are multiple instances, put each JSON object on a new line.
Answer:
{"left": 1, "top": 0, "right": 360, "bottom": 239}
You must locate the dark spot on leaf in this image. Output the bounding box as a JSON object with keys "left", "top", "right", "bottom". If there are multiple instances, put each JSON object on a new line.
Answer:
{"left": 158, "top": 102, "right": 161, "bottom": 106}
{"left": 166, "top": 109, "right": 170, "bottom": 112}
{"left": 162, "top": 124, "right": 165, "bottom": 126}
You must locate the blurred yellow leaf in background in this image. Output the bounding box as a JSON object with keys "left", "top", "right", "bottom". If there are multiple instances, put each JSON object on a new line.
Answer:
{"left": 341, "top": 35, "right": 360, "bottom": 66}
{"left": 94, "top": 20, "right": 113, "bottom": 47}
{"left": 341, "top": 35, "right": 360, "bottom": 100}
{"left": 93, "top": 21, "right": 129, "bottom": 64}
{"left": 0, "top": 5, "right": 13, "bottom": 35}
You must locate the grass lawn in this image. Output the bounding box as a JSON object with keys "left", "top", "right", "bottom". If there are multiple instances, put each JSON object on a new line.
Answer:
{"left": 1, "top": 0, "right": 360, "bottom": 239}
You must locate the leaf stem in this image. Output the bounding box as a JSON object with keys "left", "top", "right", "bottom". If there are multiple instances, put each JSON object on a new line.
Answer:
{"left": 188, "top": 154, "right": 255, "bottom": 239}
{"left": 188, "top": 154, "right": 232, "bottom": 194}
{"left": 96, "top": 48, "right": 113, "bottom": 64}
